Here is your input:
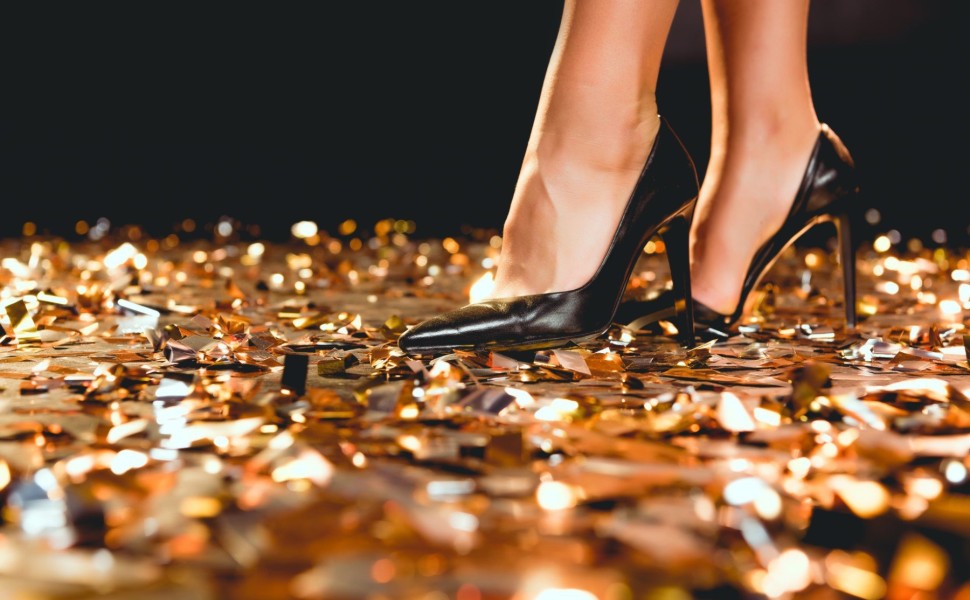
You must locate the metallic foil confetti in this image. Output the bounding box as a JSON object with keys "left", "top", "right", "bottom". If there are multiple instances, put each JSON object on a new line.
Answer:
{"left": 0, "top": 225, "right": 969, "bottom": 598}
{"left": 1, "top": 299, "right": 40, "bottom": 346}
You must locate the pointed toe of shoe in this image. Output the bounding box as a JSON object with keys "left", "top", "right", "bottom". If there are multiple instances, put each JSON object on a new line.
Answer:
{"left": 397, "top": 316, "right": 462, "bottom": 355}
{"left": 397, "top": 301, "right": 549, "bottom": 355}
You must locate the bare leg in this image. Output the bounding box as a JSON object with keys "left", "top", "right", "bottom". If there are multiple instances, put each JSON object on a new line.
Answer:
{"left": 490, "top": 0, "right": 680, "bottom": 299}
{"left": 691, "top": 0, "right": 821, "bottom": 314}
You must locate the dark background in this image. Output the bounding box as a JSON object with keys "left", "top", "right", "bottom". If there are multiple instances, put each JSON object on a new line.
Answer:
{"left": 1, "top": 2, "right": 966, "bottom": 242}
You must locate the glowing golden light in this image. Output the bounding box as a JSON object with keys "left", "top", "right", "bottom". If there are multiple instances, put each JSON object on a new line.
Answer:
{"left": 820, "top": 443, "right": 840, "bottom": 459}
{"left": 0, "top": 460, "right": 10, "bottom": 491}
{"left": 36, "top": 291, "right": 69, "bottom": 306}
{"left": 248, "top": 242, "right": 266, "bottom": 257}
{"left": 180, "top": 496, "right": 222, "bottom": 518}
{"left": 534, "top": 398, "right": 580, "bottom": 422}
{"left": 442, "top": 237, "right": 460, "bottom": 254}
{"left": 110, "top": 449, "right": 149, "bottom": 475}
{"left": 536, "top": 481, "right": 577, "bottom": 510}
{"left": 830, "top": 477, "right": 890, "bottom": 518}
{"left": 754, "top": 488, "right": 783, "bottom": 520}
{"left": 291, "top": 221, "right": 318, "bottom": 239}
{"left": 764, "top": 549, "right": 812, "bottom": 595}
{"left": 398, "top": 435, "right": 422, "bottom": 453}
{"left": 905, "top": 476, "right": 943, "bottom": 500}
{"left": 753, "top": 407, "right": 782, "bottom": 426}
{"left": 64, "top": 454, "right": 98, "bottom": 480}
{"left": 658, "top": 320, "right": 679, "bottom": 336}
{"left": 837, "top": 429, "right": 859, "bottom": 446}
{"left": 505, "top": 387, "right": 535, "bottom": 408}
{"left": 889, "top": 534, "right": 948, "bottom": 592}
{"left": 716, "top": 392, "right": 755, "bottom": 432}
{"left": 939, "top": 299, "right": 961, "bottom": 316}
{"left": 960, "top": 283, "right": 970, "bottom": 305}
{"left": 338, "top": 219, "right": 358, "bottom": 235}
{"left": 877, "top": 281, "right": 899, "bottom": 295}
{"left": 873, "top": 235, "right": 891, "bottom": 252}
{"left": 826, "top": 553, "right": 886, "bottom": 600}
{"left": 104, "top": 243, "right": 138, "bottom": 269}
{"left": 724, "top": 477, "right": 767, "bottom": 505}
{"left": 944, "top": 459, "right": 968, "bottom": 484}
{"left": 271, "top": 451, "right": 335, "bottom": 487}
{"left": 286, "top": 253, "right": 313, "bottom": 270}
{"left": 469, "top": 272, "right": 495, "bottom": 304}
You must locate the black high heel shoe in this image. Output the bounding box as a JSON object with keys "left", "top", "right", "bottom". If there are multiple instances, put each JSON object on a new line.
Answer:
{"left": 616, "top": 123, "right": 860, "bottom": 338}
{"left": 398, "top": 116, "right": 700, "bottom": 355}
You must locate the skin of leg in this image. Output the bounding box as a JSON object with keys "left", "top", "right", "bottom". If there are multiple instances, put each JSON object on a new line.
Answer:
{"left": 490, "top": 0, "right": 680, "bottom": 299}
{"left": 690, "top": 0, "right": 822, "bottom": 315}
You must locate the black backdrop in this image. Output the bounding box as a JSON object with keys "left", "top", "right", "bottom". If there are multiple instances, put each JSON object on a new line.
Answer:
{"left": 1, "top": 2, "right": 967, "bottom": 242}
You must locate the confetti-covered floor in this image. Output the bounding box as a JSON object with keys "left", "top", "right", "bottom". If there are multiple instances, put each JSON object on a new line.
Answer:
{"left": 1, "top": 221, "right": 969, "bottom": 599}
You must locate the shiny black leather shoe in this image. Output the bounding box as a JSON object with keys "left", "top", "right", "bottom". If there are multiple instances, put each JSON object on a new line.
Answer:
{"left": 398, "top": 117, "right": 699, "bottom": 355}
{"left": 616, "top": 123, "right": 860, "bottom": 337}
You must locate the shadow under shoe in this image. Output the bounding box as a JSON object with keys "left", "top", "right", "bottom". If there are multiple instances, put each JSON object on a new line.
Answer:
{"left": 616, "top": 123, "right": 861, "bottom": 339}
{"left": 398, "top": 116, "right": 699, "bottom": 355}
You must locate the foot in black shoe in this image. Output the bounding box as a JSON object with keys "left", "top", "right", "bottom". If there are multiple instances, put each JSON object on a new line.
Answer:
{"left": 398, "top": 117, "right": 699, "bottom": 355}
{"left": 616, "top": 124, "right": 861, "bottom": 336}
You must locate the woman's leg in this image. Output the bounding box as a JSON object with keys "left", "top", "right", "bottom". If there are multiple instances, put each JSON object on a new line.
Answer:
{"left": 690, "top": 0, "right": 822, "bottom": 314}
{"left": 491, "top": 0, "right": 680, "bottom": 299}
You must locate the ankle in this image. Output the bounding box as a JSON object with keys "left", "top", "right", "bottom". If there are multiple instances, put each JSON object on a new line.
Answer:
{"left": 720, "top": 110, "right": 820, "bottom": 156}
{"left": 533, "top": 113, "right": 661, "bottom": 174}
{"left": 691, "top": 114, "right": 824, "bottom": 316}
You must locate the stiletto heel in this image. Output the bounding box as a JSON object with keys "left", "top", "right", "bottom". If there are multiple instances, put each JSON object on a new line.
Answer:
{"left": 659, "top": 209, "right": 696, "bottom": 346}
{"left": 616, "top": 123, "right": 861, "bottom": 336}
{"left": 398, "top": 117, "right": 699, "bottom": 355}
{"left": 834, "top": 211, "right": 857, "bottom": 329}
